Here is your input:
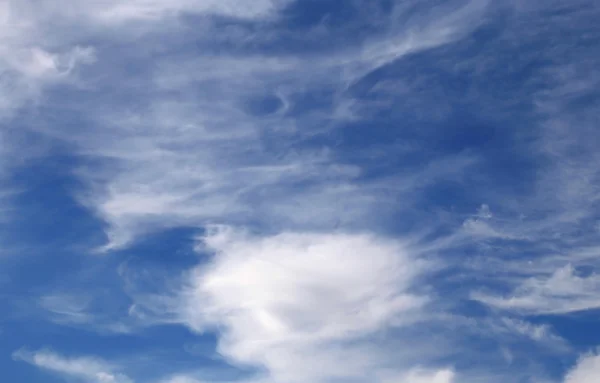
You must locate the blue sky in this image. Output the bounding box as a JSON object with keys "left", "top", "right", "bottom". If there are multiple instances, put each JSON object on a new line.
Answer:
{"left": 1, "top": 0, "right": 600, "bottom": 382}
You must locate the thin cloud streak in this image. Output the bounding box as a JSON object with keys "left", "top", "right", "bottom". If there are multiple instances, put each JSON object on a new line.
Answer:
{"left": 14, "top": 349, "right": 134, "bottom": 383}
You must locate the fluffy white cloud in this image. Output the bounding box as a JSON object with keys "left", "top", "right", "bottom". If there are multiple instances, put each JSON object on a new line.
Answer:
{"left": 161, "top": 227, "right": 431, "bottom": 383}
{"left": 564, "top": 353, "right": 600, "bottom": 383}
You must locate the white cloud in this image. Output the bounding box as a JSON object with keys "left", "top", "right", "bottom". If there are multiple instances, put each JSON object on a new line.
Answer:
{"left": 564, "top": 353, "right": 600, "bottom": 383}
{"left": 91, "top": 0, "right": 290, "bottom": 23}
{"left": 0, "top": 0, "right": 490, "bottom": 250}
{"left": 473, "top": 264, "right": 600, "bottom": 315}
{"left": 39, "top": 293, "right": 93, "bottom": 324}
{"left": 71, "top": 49, "right": 478, "bottom": 250}
{"left": 8, "top": 0, "right": 289, "bottom": 28}
{"left": 461, "top": 218, "right": 511, "bottom": 239}
{"left": 342, "top": 0, "right": 489, "bottom": 86}
{"left": 453, "top": 0, "right": 600, "bottom": 323}
{"left": 1, "top": 1, "right": 548, "bottom": 382}
{"left": 13, "top": 349, "right": 133, "bottom": 383}
{"left": 161, "top": 377, "right": 203, "bottom": 383}
{"left": 162, "top": 368, "right": 457, "bottom": 383}
{"left": 141, "top": 227, "right": 434, "bottom": 383}
{"left": 0, "top": 0, "right": 96, "bottom": 119}
{"left": 497, "top": 317, "right": 560, "bottom": 343}
{"left": 33, "top": 290, "right": 136, "bottom": 334}
{"left": 1, "top": 0, "right": 285, "bottom": 118}
{"left": 393, "top": 368, "right": 455, "bottom": 383}
{"left": 0, "top": 45, "right": 94, "bottom": 118}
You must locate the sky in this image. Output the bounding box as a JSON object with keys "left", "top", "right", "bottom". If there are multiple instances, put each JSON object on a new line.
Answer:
{"left": 1, "top": 0, "right": 600, "bottom": 382}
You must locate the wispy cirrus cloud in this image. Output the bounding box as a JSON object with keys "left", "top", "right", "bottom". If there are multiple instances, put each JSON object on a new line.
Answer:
{"left": 457, "top": 1, "right": 600, "bottom": 319}
{"left": 14, "top": 349, "right": 133, "bottom": 383}
{"left": 0, "top": 8, "right": 95, "bottom": 119}
{"left": 30, "top": 0, "right": 487, "bottom": 250}
{"left": 473, "top": 263, "right": 600, "bottom": 315}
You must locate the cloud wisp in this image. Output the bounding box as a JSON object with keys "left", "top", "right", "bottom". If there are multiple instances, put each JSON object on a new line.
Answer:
{"left": 14, "top": 349, "right": 133, "bottom": 383}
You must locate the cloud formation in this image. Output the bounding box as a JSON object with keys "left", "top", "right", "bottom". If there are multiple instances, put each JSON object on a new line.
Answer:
{"left": 564, "top": 353, "right": 600, "bottom": 383}
{"left": 3, "top": 1, "right": 600, "bottom": 383}
{"left": 473, "top": 264, "right": 600, "bottom": 315}
{"left": 158, "top": 227, "right": 435, "bottom": 383}
{"left": 14, "top": 349, "right": 133, "bottom": 383}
